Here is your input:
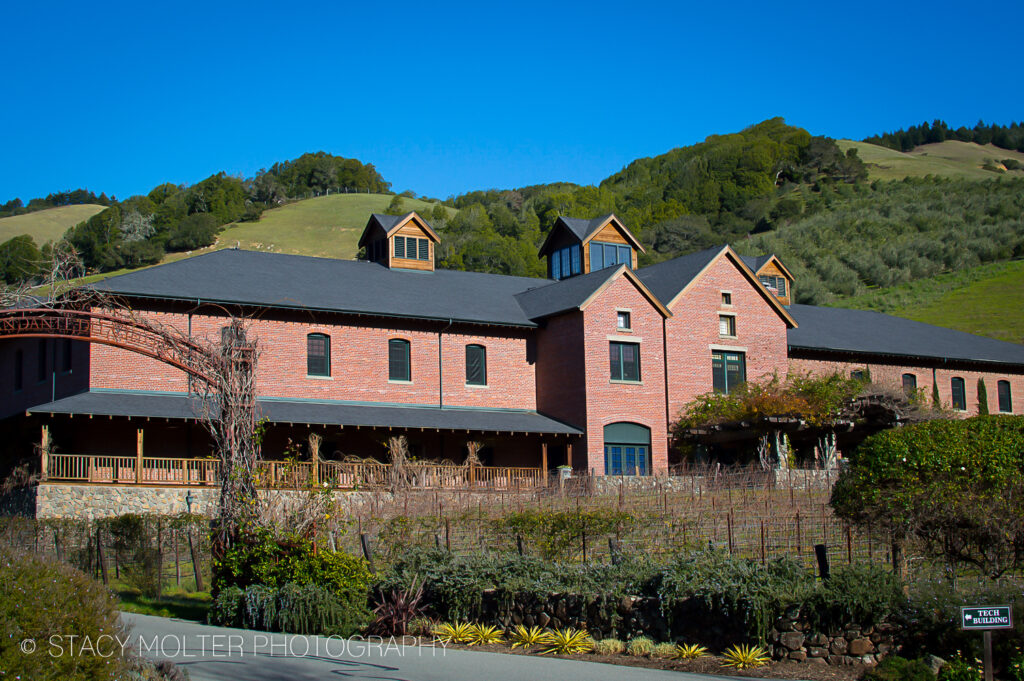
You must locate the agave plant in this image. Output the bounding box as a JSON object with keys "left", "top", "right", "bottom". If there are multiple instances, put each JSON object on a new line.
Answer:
{"left": 433, "top": 622, "right": 475, "bottom": 644}
{"left": 540, "top": 627, "right": 594, "bottom": 655}
{"left": 507, "top": 625, "right": 552, "bottom": 650}
{"left": 672, "top": 643, "right": 709, "bottom": 659}
{"left": 466, "top": 624, "right": 504, "bottom": 645}
{"left": 721, "top": 643, "right": 771, "bottom": 669}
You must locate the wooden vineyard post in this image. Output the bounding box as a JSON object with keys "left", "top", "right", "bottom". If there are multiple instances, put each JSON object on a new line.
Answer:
{"left": 96, "top": 526, "right": 109, "bottom": 585}
{"left": 188, "top": 529, "right": 204, "bottom": 592}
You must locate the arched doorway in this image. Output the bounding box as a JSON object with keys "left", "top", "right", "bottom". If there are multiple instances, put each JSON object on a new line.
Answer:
{"left": 603, "top": 422, "right": 650, "bottom": 475}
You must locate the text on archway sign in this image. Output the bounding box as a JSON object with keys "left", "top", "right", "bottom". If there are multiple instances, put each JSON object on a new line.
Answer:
{"left": 961, "top": 606, "right": 1013, "bottom": 630}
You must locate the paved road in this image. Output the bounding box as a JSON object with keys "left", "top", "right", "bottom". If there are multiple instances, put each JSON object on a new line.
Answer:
{"left": 122, "top": 613, "right": 721, "bottom": 681}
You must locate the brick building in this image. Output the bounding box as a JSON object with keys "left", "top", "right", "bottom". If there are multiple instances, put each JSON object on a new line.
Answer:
{"left": 4, "top": 212, "right": 1024, "bottom": 476}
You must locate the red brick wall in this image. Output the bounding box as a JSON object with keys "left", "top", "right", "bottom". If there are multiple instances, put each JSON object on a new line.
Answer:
{"left": 789, "top": 355, "right": 1024, "bottom": 416}
{"left": 0, "top": 338, "right": 89, "bottom": 418}
{"left": 578, "top": 275, "right": 669, "bottom": 474}
{"left": 88, "top": 306, "right": 536, "bottom": 409}
{"left": 664, "top": 255, "right": 790, "bottom": 422}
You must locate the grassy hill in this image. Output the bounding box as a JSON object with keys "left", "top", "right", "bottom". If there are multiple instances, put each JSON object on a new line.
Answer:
{"left": 0, "top": 204, "right": 106, "bottom": 244}
{"left": 76, "top": 193, "right": 455, "bottom": 284}
{"left": 834, "top": 259, "right": 1024, "bottom": 344}
{"left": 216, "top": 193, "right": 453, "bottom": 260}
{"left": 838, "top": 140, "right": 1024, "bottom": 181}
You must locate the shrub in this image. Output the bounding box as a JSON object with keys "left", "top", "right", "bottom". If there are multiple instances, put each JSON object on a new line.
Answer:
{"left": 865, "top": 656, "right": 937, "bottom": 681}
{"left": 276, "top": 582, "right": 356, "bottom": 636}
{"left": 208, "top": 586, "right": 244, "bottom": 627}
{"left": 541, "top": 628, "right": 594, "bottom": 655}
{"left": 213, "top": 527, "right": 372, "bottom": 631}
{"left": 593, "top": 638, "right": 626, "bottom": 655}
{"left": 673, "top": 643, "right": 709, "bottom": 659}
{"left": 0, "top": 546, "right": 128, "bottom": 680}
{"left": 940, "top": 656, "right": 983, "bottom": 681}
{"left": 209, "top": 581, "right": 365, "bottom": 637}
{"left": 508, "top": 625, "right": 552, "bottom": 649}
{"left": 466, "top": 624, "right": 503, "bottom": 645}
{"left": 626, "top": 636, "right": 656, "bottom": 656}
{"left": 803, "top": 563, "right": 906, "bottom": 633}
{"left": 433, "top": 622, "right": 474, "bottom": 644}
{"left": 721, "top": 643, "right": 771, "bottom": 669}
{"left": 368, "top": 578, "right": 424, "bottom": 637}
{"left": 1008, "top": 650, "right": 1024, "bottom": 681}
{"left": 408, "top": 617, "right": 434, "bottom": 637}
{"left": 653, "top": 642, "right": 678, "bottom": 658}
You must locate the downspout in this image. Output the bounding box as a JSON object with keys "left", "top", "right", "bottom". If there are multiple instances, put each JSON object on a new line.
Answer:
{"left": 438, "top": 318, "right": 453, "bottom": 409}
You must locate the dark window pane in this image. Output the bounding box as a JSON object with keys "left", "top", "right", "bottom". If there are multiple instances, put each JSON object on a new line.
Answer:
{"left": 776, "top": 277, "right": 787, "bottom": 296}
{"left": 14, "top": 349, "right": 23, "bottom": 392}
{"left": 951, "top": 377, "right": 966, "bottom": 410}
{"left": 902, "top": 373, "right": 917, "bottom": 393}
{"left": 394, "top": 236, "right": 406, "bottom": 258}
{"left": 307, "top": 334, "right": 330, "bottom": 376}
{"left": 998, "top": 380, "right": 1012, "bottom": 413}
{"left": 389, "top": 339, "right": 410, "bottom": 381}
{"left": 466, "top": 345, "right": 486, "bottom": 385}
{"left": 622, "top": 343, "right": 639, "bottom": 381}
{"left": 561, "top": 248, "right": 570, "bottom": 277}
{"left": 618, "top": 245, "right": 631, "bottom": 267}
{"left": 61, "top": 339, "right": 72, "bottom": 372}
{"left": 571, "top": 245, "right": 581, "bottom": 274}
{"left": 851, "top": 370, "right": 864, "bottom": 380}
{"left": 638, "top": 447, "right": 648, "bottom": 475}
{"left": 591, "top": 242, "right": 604, "bottom": 270}
{"left": 418, "top": 238, "right": 429, "bottom": 260}
{"left": 604, "top": 244, "right": 616, "bottom": 267}
{"left": 609, "top": 343, "right": 622, "bottom": 380}
{"left": 551, "top": 251, "right": 561, "bottom": 279}
{"left": 37, "top": 340, "right": 46, "bottom": 382}
{"left": 712, "top": 353, "right": 726, "bottom": 393}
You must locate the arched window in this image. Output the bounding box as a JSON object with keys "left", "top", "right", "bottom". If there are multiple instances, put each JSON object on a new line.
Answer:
{"left": 389, "top": 339, "right": 411, "bottom": 381}
{"left": 465, "top": 344, "right": 486, "bottom": 386}
{"left": 902, "top": 373, "right": 917, "bottom": 394}
{"left": 307, "top": 333, "right": 330, "bottom": 377}
{"left": 950, "top": 376, "right": 966, "bottom": 411}
{"left": 998, "top": 380, "right": 1013, "bottom": 413}
{"left": 603, "top": 422, "right": 651, "bottom": 476}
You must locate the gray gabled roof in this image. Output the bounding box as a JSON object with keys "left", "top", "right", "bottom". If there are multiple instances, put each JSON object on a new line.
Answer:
{"left": 558, "top": 215, "right": 616, "bottom": 241}
{"left": 633, "top": 245, "right": 722, "bottom": 305}
{"left": 739, "top": 254, "right": 773, "bottom": 273}
{"left": 788, "top": 304, "right": 1024, "bottom": 367}
{"left": 28, "top": 390, "right": 582, "bottom": 434}
{"left": 370, "top": 213, "right": 404, "bottom": 231}
{"left": 93, "top": 249, "right": 545, "bottom": 327}
{"left": 515, "top": 266, "right": 624, "bottom": 320}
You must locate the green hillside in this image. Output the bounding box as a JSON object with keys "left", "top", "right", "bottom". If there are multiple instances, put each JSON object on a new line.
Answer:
{"left": 0, "top": 204, "right": 106, "bottom": 244}
{"left": 74, "top": 193, "right": 455, "bottom": 285}
{"left": 837, "top": 140, "right": 1024, "bottom": 181}
{"left": 217, "top": 193, "right": 453, "bottom": 260}
{"left": 834, "top": 260, "right": 1024, "bottom": 344}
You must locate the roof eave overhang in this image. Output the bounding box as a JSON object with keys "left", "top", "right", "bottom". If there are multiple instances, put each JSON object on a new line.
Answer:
{"left": 788, "top": 344, "right": 1024, "bottom": 371}
{"left": 97, "top": 291, "right": 538, "bottom": 329}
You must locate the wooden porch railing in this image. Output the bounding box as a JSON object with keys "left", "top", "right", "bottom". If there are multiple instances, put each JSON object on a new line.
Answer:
{"left": 42, "top": 453, "right": 546, "bottom": 491}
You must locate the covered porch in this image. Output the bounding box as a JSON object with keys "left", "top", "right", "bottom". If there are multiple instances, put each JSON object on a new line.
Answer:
{"left": 29, "top": 391, "right": 582, "bottom": 491}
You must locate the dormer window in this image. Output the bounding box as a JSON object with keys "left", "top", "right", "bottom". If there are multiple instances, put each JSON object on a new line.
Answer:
{"left": 550, "top": 245, "right": 582, "bottom": 280}
{"left": 537, "top": 214, "right": 644, "bottom": 281}
{"left": 590, "top": 242, "right": 633, "bottom": 272}
{"left": 759, "top": 275, "right": 787, "bottom": 297}
{"left": 358, "top": 212, "right": 440, "bottom": 271}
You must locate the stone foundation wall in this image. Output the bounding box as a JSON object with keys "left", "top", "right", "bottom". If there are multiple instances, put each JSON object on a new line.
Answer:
{"left": 768, "top": 608, "right": 896, "bottom": 666}
{"left": 591, "top": 468, "right": 837, "bottom": 494}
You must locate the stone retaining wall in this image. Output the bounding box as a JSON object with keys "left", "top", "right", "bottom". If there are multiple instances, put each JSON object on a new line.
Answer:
{"left": 591, "top": 468, "right": 837, "bottom": 494}
{"left": 768, "top": 607, "right": 896, "bottom": 666}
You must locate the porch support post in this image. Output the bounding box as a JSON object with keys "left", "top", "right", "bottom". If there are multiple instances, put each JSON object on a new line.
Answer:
{"left": 311, "top": 433, "right": 320, "bottom": 487}
{"left": 136, "top": 429, "right": 144, "bottom": 484}
{"left": 566, "top": 442, "right": 573, "bottom": 471}
{"left": 40, "top": 424, "right": 50, "bottom": 481}
{"left": 541, "top": 442, "right": 548, "bottom": 487}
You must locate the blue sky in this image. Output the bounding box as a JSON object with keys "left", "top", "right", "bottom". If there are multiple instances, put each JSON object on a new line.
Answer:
{"left": 2, "top": 0, "right": 1022, "bottom": 203}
